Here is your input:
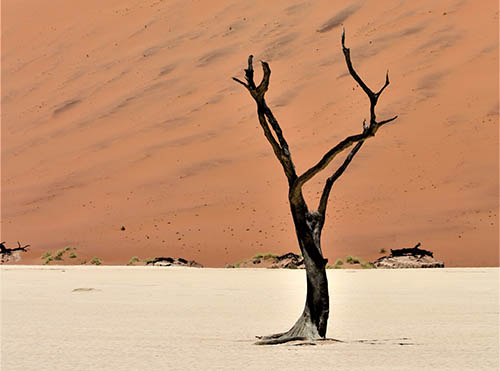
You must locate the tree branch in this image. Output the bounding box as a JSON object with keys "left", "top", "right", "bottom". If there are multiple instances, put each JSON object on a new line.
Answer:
{"left": 341, "top": 28, "right": 374, "bottom": 102}
{"left": 245, "top": 55, "right": 256, "bottom": 89}
{"left": 378, "top": 115, "right": 398, "bottom": 126}
{"left": 232, "top": 77, "right": 248, "bottom": 88}
{"left": 0, "top": 241, "right": 30, "bottom": 255}
{"left": 376, "top": 71, "right": 390, "bottom": 97}
{"left": 318, "top": 140, "right": 364, "bottom": 217}
{"left": 15, "top": 241, "right": 30, "bottom": 252}
{"left": 233, "top": 56, "right": 297, "bottom": 184}
{"left": 262, "top": 101, "right": 291, "bottom": 156}
{"left": 290, "top": 27, "right": 398, "bottom": 200}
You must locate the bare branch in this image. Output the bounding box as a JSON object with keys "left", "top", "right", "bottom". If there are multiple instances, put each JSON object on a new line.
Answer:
{"left": 244, "top": 55, "right": 256, "bottom": 89}
{"left": 234, "top": 56, "right": 297, "bottom": 184}
{"left": 290, "top": 28, "right": 398, "bottom": 200}
{"left": 262, "top": 102, "right": 291, "bottom": 156}
{"left": 291, "top": 131, "right": 366, "bottom": 200}
{"left": 256, "top": 106, "right": 286, "bottom": 168}
{"left": 378, "top": 115, "right": 398, "bottom": 126}
{"left": 341, "top": 26, "right": 394, "bottom": 126}
{"left": 232, "top": 77, "right": 248, "bottom": 88}
{"left": 317, "top": 140, "right": 364, "bottom": 217}
{"left": 233, "top": 58, "right": 292, "bottom": 158}
{"left": 16, "top": 241, "right": 30, "bottom": 251}
{"left": 341, "top": 26, "right": 375, "bottom": 100}
{"left": 257, "top": 61, "right": 271, "bottom": 96}
{"left": 376, "top": 71, "right": 390, "bottom": 97}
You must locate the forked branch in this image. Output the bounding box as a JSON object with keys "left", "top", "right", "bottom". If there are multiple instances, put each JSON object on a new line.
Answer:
{"left": 341, "top": 26, "right": 394, "bottom": 125}
{"left": 233, "top": 56, "right": 297, "bottom": 184}
{"left": 290, "top": 27, "right": 398, "bottom": 202}
{"left": 317, "top": 140, "right": 364, "bottom": 217}
{"left": 234, "top": 28, "right": 398, "bottom": 215}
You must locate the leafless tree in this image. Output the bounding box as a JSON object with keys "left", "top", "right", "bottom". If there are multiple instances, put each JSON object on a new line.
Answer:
{"left": 233, "top": 28, "right": 397, "bottom": 345}
{"left": 0, "top": 241, "right": 30, "bottom": 263}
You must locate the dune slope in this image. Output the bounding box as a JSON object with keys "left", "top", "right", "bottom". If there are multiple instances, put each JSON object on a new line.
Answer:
{"left": 1, "top": 0, "right": 498, "bottom": 266}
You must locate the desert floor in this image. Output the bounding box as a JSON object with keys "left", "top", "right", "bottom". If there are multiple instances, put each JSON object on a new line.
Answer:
{"left": 1, "top": 267, "right": 498, "bottom": 370}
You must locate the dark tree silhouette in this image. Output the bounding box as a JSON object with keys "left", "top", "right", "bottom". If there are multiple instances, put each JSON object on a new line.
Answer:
{"left": 0, "top": 241, "right": 30, "bottom": 262}
{"left": 233, "top": 28, "right": 398, "bottom": 345}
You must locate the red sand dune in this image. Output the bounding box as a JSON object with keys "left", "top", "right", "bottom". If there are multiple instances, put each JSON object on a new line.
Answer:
{"left": 1, "top": 0, "right": 498, "bottom": 266}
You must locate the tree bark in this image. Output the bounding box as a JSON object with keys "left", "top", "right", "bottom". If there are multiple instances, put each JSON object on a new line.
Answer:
{"left": 255, "top": 197, "right": 329, "bottom": 345}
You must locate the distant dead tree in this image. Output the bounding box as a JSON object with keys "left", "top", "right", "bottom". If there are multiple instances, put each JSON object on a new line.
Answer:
{"left": 0, "top": 241, "right": 30, "bottom": 262}
{"left": 233, "top": 28, "right": 397, "bottom": 345}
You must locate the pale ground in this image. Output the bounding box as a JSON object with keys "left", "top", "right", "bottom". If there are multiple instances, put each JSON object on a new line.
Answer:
{"left": 1, "top": 267, "right": 498, "bottom": 370}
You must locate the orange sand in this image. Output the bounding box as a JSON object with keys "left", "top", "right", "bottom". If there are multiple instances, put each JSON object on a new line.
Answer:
{"left": 1, "top": 0, "right": 498, "bottom": 266}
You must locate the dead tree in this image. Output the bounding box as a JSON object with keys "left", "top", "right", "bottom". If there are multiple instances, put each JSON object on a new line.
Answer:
{"left": 390, "top": 242, "right": 434, "bottom": 258}
{"left": 0, "top": 241, "right": 30, "bottom": 256}
{"left": 233, "top": 28, "right": 397, "bottom": 345}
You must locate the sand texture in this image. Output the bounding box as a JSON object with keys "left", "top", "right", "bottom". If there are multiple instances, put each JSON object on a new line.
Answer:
{"left": 1, "top": 266, "right": 498, "bottom": 370}
{"left": 1, "top": 0, "right": 498, "bottom": 267}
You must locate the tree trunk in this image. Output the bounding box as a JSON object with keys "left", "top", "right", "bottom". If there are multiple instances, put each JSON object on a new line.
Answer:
{"left": 235, "top": 31, "right": 397, "bottom": 345}
{"left": 293, "top": 235, "right": 330, "bottom": 338}
{"left": 256, "top": 201, "right": 329, "bottom": 345}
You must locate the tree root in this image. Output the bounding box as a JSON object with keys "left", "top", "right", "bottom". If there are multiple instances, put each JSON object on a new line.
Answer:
{"left": 255, "top": 331, "right": 287, "bottom": 340}
{"left": 255, "top": 335, "right": 309, "bottom": 345}
{"left": 255, "top": 310, "right": 324, "bottom": 345}
{"left": 255, "top": 333, "right": 343, "bottom": 345}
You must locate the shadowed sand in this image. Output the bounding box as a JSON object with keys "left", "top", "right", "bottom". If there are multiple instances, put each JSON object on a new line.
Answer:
{"left": 1, "top": 0, "right": 498, "bottom": 267}
{"left": 1, "top": 266, "right": 498, "bottom": 370}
